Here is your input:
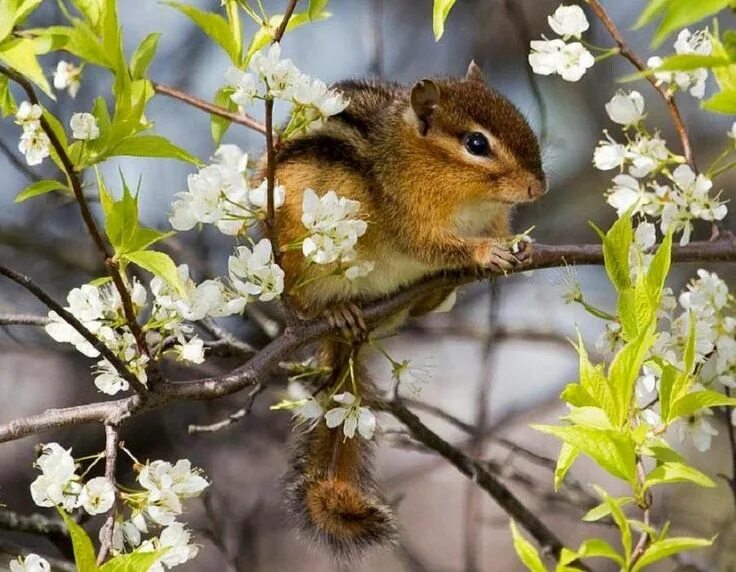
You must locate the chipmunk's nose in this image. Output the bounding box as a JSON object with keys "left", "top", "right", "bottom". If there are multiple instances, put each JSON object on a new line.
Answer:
{"left": 527, "top": 178, "right": 547, "bottom": 199}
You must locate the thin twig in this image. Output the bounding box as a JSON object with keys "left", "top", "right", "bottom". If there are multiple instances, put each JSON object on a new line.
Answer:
{"left": 0, "top": 314, "right": 48, "bottom": 326}
{"left": 381, "top": 398, "right": 589, "bottom": 569}
{"left": 586, "top": 0, "right": 694, "bottom": 166}
{"left": 187, "top": 383, "right": 265, "bottom": 434}
{"left": 152, "top": 82, "right": 266, "bottom": 135}
{"left": 199, "top": 317, "right": 257, "bottom": 356}
{"left": 0, "top": 265, "right": 146, "bottom": 393}
{"left": 724, "top": 387, "right": 736, "bottom": 505}
{"left": 0, "top": 63, "right": 150, "bottom": 358}
{"left": 97, "top": 424, "right": 120, "bottom": 565}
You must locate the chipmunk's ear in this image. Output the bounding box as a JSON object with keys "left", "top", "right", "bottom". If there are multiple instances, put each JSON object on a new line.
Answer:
{"left": 466, "top": 60, "right": 485, "bottom": 83}
{"left": 410, "top": 79, "right": 440, "bottom": 136}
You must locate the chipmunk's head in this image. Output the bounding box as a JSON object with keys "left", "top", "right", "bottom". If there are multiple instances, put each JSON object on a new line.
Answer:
{"left": 403, "top": 61, "right": 546, "bottom": 206}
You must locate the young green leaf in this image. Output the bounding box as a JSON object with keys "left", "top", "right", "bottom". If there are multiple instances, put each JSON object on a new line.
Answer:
{"left": 15, "top": 180, "right": 68, "bottom": 203}
{"left": 70, "top": 0, "right": 103, "bottom": 29}
{"left": 554, "top": 442, "right": 579, "bottom": 492}
{"left": 532, "top": 425, "right": 637, "bottom": 484}
{"left": 597, "top": 213, "right": 633, "bottom": 294}
{"left": 0, "top": 74, "right": 16, "bottom": 116}
{"left": 633, "top": 0, "right": 669, "bottom": 29}
{"left": 582, "top": 497, "right": 633, "bottom": 522}
{"left": 100, "top": 550, "right": 168, "bottom": 572}
{"left": 243, "top": 8, "right": 331, "bottom": 64}
{"left": 166, "top": 2, "right": 240, "bottom": 63}
{"left": 509, "top": 521, "right": 547, "bottom": 572}
{"left": 602, "top": 493, "right": 632, "bottom": 565}
{"left": 57, "top": 508, "right": 99, "bottom": 572}
{"left": 703, "top": 88, "right": 736, "bottom": 113}
{"left": 0, "top": 37, "right": 55, "bottom": 98}
{"left": 123, "top": 250, "right": 185, "bottom": 295}
{"left": 643, "top": 461, "right": 716, "bottom": 492}
{"left": 108, "top": 134, "right": 201, "bottom": 165}
{"left": 652, "top": 0, "right": 732, "bottom": 47}
{"left": 670, "top": 390, "right": 736, "bottom": 420}
{"left": 432, "top": 0, "right": 458, "bottom": 41}
{"left": 575, "top": 538, "right": 625, "bottom": 566}
{"left": 211, "top": 87, "right": 237, "bottom": 145}
{"left": 631, "top": 536, "right": 713, "bottom": 572}
{"left": 129, "top": 32, "right": 161, "bottom": 79}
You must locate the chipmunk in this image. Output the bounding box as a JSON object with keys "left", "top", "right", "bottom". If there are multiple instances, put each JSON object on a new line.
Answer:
{"left": 272, "top": 61, "right": 546, "bottom": 557}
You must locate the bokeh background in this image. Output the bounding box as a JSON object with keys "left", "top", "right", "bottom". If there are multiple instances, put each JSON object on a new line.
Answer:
{"left": 1, "top": 1, "right": 736, "bottom": 570}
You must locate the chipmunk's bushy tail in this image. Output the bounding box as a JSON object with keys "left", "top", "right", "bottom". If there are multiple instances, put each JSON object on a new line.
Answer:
{"left": 284, "top": 341, "right": 397, "bottom": 558}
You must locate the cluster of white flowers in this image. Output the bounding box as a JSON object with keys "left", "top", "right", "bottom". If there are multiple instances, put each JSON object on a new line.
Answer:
{"left": 528, "top": 4, "right": 594, "bottom": 82}
{"left": 15, "top": 102, "right": 50, "bottom": 166}
{"left": 648, "top": 29, "right": 712, "bottom": 100}
{"left": 170, "top": 144, "right": 284, "bottom": 236}
{"left": 626, "top": 269, "right": 735, "bottom": 452}
{"left": 225, "top": 43, "right": 348, "bottom": 135}
{"left": 301, "top": 189, "right": 373, "bottom": 279}
{"left": 597, "top": 91, "right": 726, "bottom": 245}
{"left": 10, "top": 554, "right": 50, "bottom": 572}
{"left": 228, "top": 239, "right": 285, "bottom": 302}
{"left": 30, "top": 443, "right": 115, "bottom": 515}
{"left": 45, "top": 281, "right": 150, "bottom": 395}
{"left": 53, "top": 60, "right": 82, "bottom": 98}
{"left": 295, "top": 390, "right": 377, "bottom": 440}
{"left": 14, "top": 102, "right": 99, "bottom": 166}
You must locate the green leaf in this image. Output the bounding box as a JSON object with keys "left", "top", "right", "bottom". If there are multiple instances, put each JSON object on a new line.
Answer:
{"left": 670, "top": 390, "right": 736, "bottom": 419}
{"left": 582, "top": 497, "right": 633, "bottom": 522}
{"left": 562, "top": 406, "right": 613, "bottom": 430}
{"left": 103, "top": 178, "right": 139, "bottom": 251}
{"left": 123, "top": 250, "right": 185, "bottom": 295}
{"left": 243, "top": 8, "right": 331, "bottom": 64}
{"left": 607, "top": 326, "right": 657, "bottom": 428}
{"left": 0, "top": 37, "right": 54, "bottom": 98}
{"left": 576, "top": 538, "right": 625, "bottom": 566}
{"left": 432, "top": 0, "right": 458, "bottom": 41}
{"left": 15, "top": 180, "right": 68, "bottom": 203}
{"left": 0, "top": 0, "right": 18, "bottom": 43}
{"left": 620, "top": 55, "right": 732, "bottom": 82}
{"left": 645, "top": 232, "right": 672, "bottom": 305}
{"left": 130, "top": 32, "right": 161, "bottom": 80}
{"left": 575, "top": 334, "right": 616, "bottom": 419}
{"left": 658, "top": 363, "right": 682, "bottom": 423}
{"left": 642, "top": 439, "right": 687, "bottom": 464}
{"left": 703, "top": 89, "right": 736, "bottom": 114}
{"left": 57, "top": 509, "right": 99, "bottom": 572}
{"left": 554, "top": 443, "right": 578, "bottom": 492}
{"left": 0, "top": 74, "right": 16, "bottom": 116}
{"left": 108, "top": 134, "right": 201, "bottom": 165}
{"left": 211, "top": 86, "right": 236, "bottom": 145}
{"left": 166, "top": 2, "right": 240, "bottom": 63}
{"left": 309, "top": 0, "right": 330, "bottom": 19}
{"left": 643, "top": 461, "right": 716, "bottom": 491}
{"left": 532, "top": 425, "right": 637, "bottom": 484}
{"left": 631, "top": 536, "right": 713, "bottom": 572}
{"left": 634, "top": 0, "right": 669, "bottom": 29}
{"left": 601, "top": 492, "right": 632, "bottom": 564}
{"left": 598, "top": 214, "right": 633, "bottom": 294}
{"left": 70, "top": 0, "right": 104, "bottom": 29}
{"left": 100, "top": 549, "right": 168, "bottom": 572}
{"left": 509, "top": 521, "right": 547, "bottom": 572}
{"left": 100, "top": 0, "right": 124, "bottom": 73}
{"left": 652, "top": 0, "right": 732, "bottom": 47}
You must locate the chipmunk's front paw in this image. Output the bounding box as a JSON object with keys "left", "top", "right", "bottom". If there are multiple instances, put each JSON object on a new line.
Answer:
{"left": 472, "top": 240, "right": 524, "bottom": 273}
{"left": 324, "top": 303, "right": 367, "bottom": 342}
{"left": 511, "top": 237, "right": 533, "bottom": 263}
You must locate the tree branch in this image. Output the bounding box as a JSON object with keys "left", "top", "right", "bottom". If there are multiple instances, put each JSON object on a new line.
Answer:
{"left": 0, "top": 265, "right": 146, "bottom": 393}
{"left": 151, "top": 82, "right": 266, "bottom": 135}
{"left": 1, "top": 238, "right": 735, "bottom": 444}
{"left": 97, "top": 424, "right": 120, "bottom": 565}
{"left": 586, "top": 0, "right": 695, "bottom": 166}
{"left": 0, "top": 314, "right": 48, "bottom": 326}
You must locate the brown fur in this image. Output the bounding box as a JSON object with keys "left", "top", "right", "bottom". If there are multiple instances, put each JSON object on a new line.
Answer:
{"left": 276, "top": 66, "right": 545, "bottom": 558}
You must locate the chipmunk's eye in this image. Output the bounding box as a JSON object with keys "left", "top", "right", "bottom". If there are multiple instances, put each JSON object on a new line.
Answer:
{"left": 463, "top": 132, "right": 491, "bottom": 157}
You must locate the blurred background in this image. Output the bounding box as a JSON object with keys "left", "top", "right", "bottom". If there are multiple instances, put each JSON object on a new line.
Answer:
{"left": 1, "top": 1, "right": 736, "bottom": 570}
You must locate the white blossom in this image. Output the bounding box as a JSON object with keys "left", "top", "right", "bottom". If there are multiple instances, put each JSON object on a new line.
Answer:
{"left": 605, "top": 91, "right": 645, "bottom": 126}
{"left": 10, "top": 554, "right": 51, "bottom": 572}
{"left": 729, "top": 121, "right": 736, "bottom": 142}
{"left": 175, "top": 336, "right": 206, "bottom": 364}
{"left": 53, "top": 60, "right": 82, "bottom": 97}
{"left": 228, "top": 239, "right": 285, "bottom": 302}
{"left": 301, "top": 189, "right": 368, "bottom": 266}
{"left": 606, "top": 174, "right": 646, "bottom": 215}
{"left": 18, "top": 128, "right": 50, "bottom": 166}
{"left": 345, "top": 260, "right": 375, "bottom": 281}
{"left": 70, "top": 112, "right": 99, "bottom": 140}
{"left": 324, "top": 392, "right": 376, "bottom": 439}
{"left": 142, "top": 523, "right": 199, "bottom": 571}
{"left": 593, "top": 134, "right": 626, "bottom": 171}
{"left": 225, "top": 66, "right": 259, "bottom": 106}
{"left": 79, "top": 476, "right": 115, "bottom": 515}
{"left": 30, "top": 443, "right": 82, "bottom": 511}
{"left": 676, "top": 408, "right": 718, "bottom": 452}
{"left": 528, "top": 38, "right": 594, "bottom": 82}
{"left": 15, "top": 101, "right": 42, "bottom": 127}
{"left": 548, "top": 4, "right": 589, "bottom": 39}
{"left": 248, "top": 178, "right": 286, "bottom": 211}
